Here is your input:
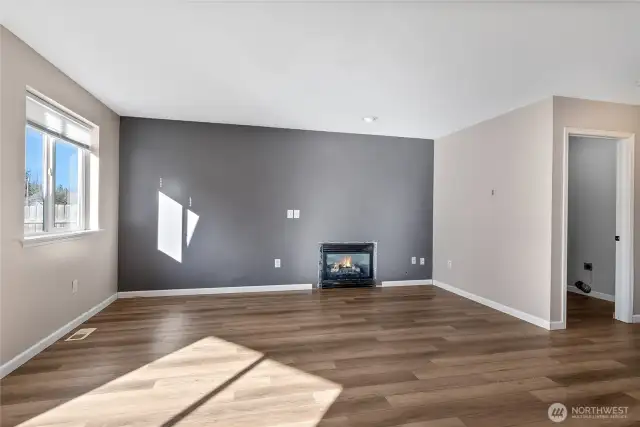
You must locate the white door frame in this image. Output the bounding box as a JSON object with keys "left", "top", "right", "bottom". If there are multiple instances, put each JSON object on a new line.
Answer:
{"left": 561, "top": 128, "right": 635, "bottom": 328}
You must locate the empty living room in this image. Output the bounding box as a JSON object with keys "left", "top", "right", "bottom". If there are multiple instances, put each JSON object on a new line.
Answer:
{"left": 1, "top": 1, "right": 640, "bottom": 426}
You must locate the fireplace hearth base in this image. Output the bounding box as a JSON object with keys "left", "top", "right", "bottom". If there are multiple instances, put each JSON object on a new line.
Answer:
{"left": 320, "top": 279, "right": 376, "bottom": 289}
{"left": 319, "top": 242, "right": 376, "bottom": 289}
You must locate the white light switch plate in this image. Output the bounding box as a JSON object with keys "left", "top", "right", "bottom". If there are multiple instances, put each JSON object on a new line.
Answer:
{"left": 71, "top": 279, "right": 78, "bottom": 293}
{"left": 287, "top": 210, "right": 294, "bottom": 219}
{"left": 411, "top": 257, "right": 417, "bottom": 265}
{"left": 293, "top": 209, "right": 300, "bottom": 219}
{"left": 275, "top": 259, "right": 281, "bottom": 268}
{"left": 420, "top": 258, "right": 425, "bottom": 265}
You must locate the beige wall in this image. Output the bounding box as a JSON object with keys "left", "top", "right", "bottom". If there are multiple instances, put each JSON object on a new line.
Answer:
{"left": 551, "top": 97, "right": 640, "bottom": 321}
{"left": 434, "top": 95, "right": 639, "bottom": 326}
{"left": 433, "top": 99, "right": 554, "bottom": 322}
{"left": 0, "top": 27, "right": 119, "bottom": 365}
{"left": 0, "top": 29, "right": 3, "bottom": 346}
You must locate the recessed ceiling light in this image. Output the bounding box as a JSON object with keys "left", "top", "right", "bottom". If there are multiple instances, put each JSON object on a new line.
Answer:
{"left": 362, "top": 116, "right": 378, "bottom": 123}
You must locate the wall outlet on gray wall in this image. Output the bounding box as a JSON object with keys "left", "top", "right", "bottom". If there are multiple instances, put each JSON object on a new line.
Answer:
{"left": 287, "top": 210, "right": 293, "bottom": 219}
{"left": 71, "top": 279, "right": 78, "bottom": 293}
{"left": 293, "top": 209, "right": 300, "bottom": 219}
{"left": 411, "top": 257, "right": 417, "bottom": 265}
{"left": 275, "top": 259, "right": 281, "bottom": 268}
{"left": 420, "top": 257, "right": 425, "bottom": 265}
{"left": 447, "top": 260, "right": 453, "bottom": 269}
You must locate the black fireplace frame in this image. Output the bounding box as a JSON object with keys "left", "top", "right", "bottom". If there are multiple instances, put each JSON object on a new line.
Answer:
{"left": 318, "top": 242, "right": 376, "bottom": 288}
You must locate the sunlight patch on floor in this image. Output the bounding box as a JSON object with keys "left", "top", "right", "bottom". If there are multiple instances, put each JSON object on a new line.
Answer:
{"left": 17, "top": 336, "right": 341, "bottom": 427}
{"left": 174, "top": 359, "right": 342, "bottom": 427}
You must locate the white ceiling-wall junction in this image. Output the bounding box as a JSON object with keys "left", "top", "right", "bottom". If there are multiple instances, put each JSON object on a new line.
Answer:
{"left": 1, "top": 0, "right": 639, "bottom": 138}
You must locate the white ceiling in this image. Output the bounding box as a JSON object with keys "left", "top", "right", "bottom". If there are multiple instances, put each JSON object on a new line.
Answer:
{"left": 1, "top": 0, "right": 639, "bottom": 139}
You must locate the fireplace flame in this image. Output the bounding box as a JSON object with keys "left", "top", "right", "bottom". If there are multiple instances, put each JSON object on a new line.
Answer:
{"left": 330, "top": 255, "right": 354, "bottom": 272}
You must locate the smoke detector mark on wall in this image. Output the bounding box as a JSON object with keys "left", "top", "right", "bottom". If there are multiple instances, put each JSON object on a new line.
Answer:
{"left": 65, "top": 328, "right": 97, "bottom": 341}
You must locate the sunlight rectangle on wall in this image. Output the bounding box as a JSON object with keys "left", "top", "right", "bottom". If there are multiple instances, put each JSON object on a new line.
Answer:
{"left": 158, "top": 191, "right": 183, "bottom": 262}
{"left": 186, "top": 209, "right": 199, "bottom": 247}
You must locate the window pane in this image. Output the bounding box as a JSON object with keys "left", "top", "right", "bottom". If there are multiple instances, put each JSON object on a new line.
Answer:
{"left": 25, "top": 127, "right": 45, "bottom": 234}
{"left": 54, "top": 140, "right": 82, "bottom": 231}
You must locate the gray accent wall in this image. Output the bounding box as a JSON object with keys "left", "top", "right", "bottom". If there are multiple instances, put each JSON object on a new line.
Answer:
{"left": 567, "top": 136, "right": 617, "bottom": 297}
{"left": 118, "top": 118, "right": 433, "bottom": 292}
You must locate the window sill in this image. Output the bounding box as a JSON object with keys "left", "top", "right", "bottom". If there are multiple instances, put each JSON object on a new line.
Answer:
{"left": 22, "top": 229, "right": 104, "bottom": 248}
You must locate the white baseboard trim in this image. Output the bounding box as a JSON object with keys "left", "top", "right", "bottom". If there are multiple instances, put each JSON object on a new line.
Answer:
{"left": 432, "top": 280, "right": 553, "bottom": 330}
{"left": 549, "top": 321, "right": 566, "bottom": 330}
{"left": 567, "top": 285, "right": 615, "bottom": 302}
{"left": 118, "top": 284, "right": 314, "bottom": 298}
{"left": 0, "top": 293, "right": 117, "bottom": 379}
{"left": 380, "top": 279, "right": 433, "bottom": 287}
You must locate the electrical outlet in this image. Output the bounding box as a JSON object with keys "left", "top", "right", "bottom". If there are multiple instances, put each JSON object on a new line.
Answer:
{"left": 71, "top": 279, "right": 79, "bottom": 293}
{"left": 447, "top": 260, "right": 453, "bottom": 269}
{"left": 275, "top": 259, "right": 281, "bottom": 268}
{"left": 286, "top": 210, "right": 294, "bottom": 219}
{"left": 584, "top": 262, "right": 593, "bottom": 271}
{"left": 411, "top": 257, "right": 417, "bottom": 265}
{"left": 420, "top": 257, "right": 425, "bottom": 265}
{"left": 293, "top": 209, "right": 300, "bottom": 219}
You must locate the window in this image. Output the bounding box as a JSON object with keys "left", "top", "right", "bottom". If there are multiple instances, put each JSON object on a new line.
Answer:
{"left": 24, "top": 93, "right": 92, "bottom": 235}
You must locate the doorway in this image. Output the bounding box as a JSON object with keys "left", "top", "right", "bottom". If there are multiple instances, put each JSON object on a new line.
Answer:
{"left": 561, "top": 128, "right": 635, "bottom": 328}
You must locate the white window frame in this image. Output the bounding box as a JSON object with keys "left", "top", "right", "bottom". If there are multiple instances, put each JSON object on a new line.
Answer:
{"left": 24, "top": 92, "right": 93, "bottom": 239}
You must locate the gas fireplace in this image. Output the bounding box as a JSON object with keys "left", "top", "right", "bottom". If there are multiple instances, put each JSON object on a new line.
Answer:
{"left": 319, "top": 243, "right": 376, "bottom": 288}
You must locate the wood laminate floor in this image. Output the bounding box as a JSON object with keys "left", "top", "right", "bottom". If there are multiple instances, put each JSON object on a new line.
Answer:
{"left": 1, "top": 286, "right": 638, "bottom": 427}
